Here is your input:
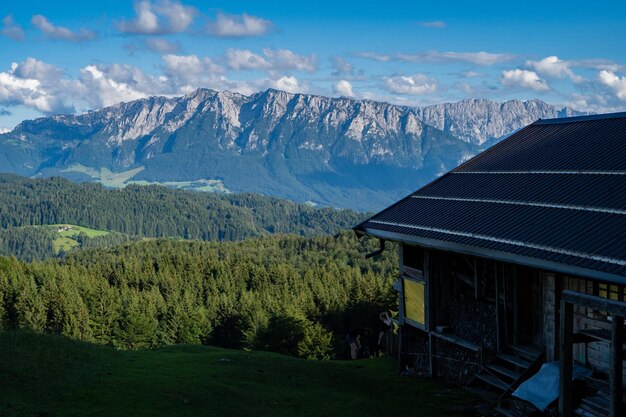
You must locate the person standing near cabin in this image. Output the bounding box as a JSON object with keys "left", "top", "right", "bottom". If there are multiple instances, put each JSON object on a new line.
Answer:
{"left": 346, "top": 328, "right": 363, "bottom": 359}
{"left": 377, "top": 312, "right": 392, "bottom": 354}
{"left": 347, "top": 328, "right": 374, "bottom": 359}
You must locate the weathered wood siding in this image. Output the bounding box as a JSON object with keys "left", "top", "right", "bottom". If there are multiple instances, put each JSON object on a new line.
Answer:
{"left": 561, "top": 275, "right": 626, "bottom": 385}
{"left": 543, "top": 272, "right": 556, "bottom": 361}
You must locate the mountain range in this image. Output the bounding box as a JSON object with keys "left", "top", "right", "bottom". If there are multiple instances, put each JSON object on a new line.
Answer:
{"left": 0, "top": 89, "right": 582, "bottom": 211}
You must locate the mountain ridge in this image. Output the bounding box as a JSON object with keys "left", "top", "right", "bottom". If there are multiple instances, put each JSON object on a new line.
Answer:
{"left": 0, "top": 89, "right": 583, "bottom": 210}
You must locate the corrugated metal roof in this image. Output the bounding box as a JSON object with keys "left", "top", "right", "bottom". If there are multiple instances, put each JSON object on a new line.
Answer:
{"left": 354, "top": 112, "right": 626, "bottom": 282}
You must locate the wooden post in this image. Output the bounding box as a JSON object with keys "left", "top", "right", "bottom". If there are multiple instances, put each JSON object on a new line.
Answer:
{"left": 474, "top": 258, "right": 478, "bottom": 300}
{"left": 397, "top": 245, "right": 404, "bottom": 373}
{"left": 428, "top": 332, "right": 434, "bottom": 377}
{"left": 513, "top": 266, "right": 518, "bottom": 346}
{"left": 503, "top": 265, "right": 508, "bottom": 347}
{"left": 610, "top": 316, "right": 623, "bottom": 417}
{"left": 559, "top": 300, "right": 573, "bottom": 417}
{"left": 424, "top": 249, "right": 430, "bottom": 331}
{"left": 495, "top": 263, "right": 500, "bottom": 353}
{"left": 397, "top": 325, "right": 404, "bottom": 373}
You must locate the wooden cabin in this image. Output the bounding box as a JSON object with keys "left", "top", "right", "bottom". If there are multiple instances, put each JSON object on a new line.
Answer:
{"left": 354, "top": 112, "right": 626, "bottom": 417}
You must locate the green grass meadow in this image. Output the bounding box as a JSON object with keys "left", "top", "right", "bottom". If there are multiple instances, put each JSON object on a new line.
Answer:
{"left": 47, "top": 225, "right": 110, "bottom": 254}
{"left": 0, "top": 331, "right": 471, "bottom": 417}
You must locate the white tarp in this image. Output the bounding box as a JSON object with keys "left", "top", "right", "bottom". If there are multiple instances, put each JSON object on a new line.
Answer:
{"left": 512, "top": 361, "right": 592, "bottom": 411}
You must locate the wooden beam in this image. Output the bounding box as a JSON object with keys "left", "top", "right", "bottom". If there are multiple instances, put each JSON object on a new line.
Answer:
{"left": 559, "top": 299, "right": 573, "bottom": 417}
{"left": 428, "top": 332, "right": 434, "bottom": 377}
{"left": 610, "top": 315, "right": 623, "bottom": 417}
{"left": 424, "top": 248, "right": 431, "bottom": 331}
{"left": 495, "top": 263, "right": 500, "bottom": 353}
{"left": 513, "top": 266, "right": 518, "bottom": 346}
{"left": 397, "top": 245, "right": 404, "bottom": 373}
{"left": 561, "top": 290, "right": 626, "bottom": 317}
{"left": 473, "top": 258, "right": 479, "bottom": 300}
{"left": 503, "top": 264, "right": 509, "bottom": 347}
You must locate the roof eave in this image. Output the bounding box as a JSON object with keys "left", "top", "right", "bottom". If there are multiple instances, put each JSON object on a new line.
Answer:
{"left": 363, "top": 227, "right": 626, "bottom": 285}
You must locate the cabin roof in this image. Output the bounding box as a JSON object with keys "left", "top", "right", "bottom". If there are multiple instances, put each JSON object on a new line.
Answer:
{"left": 354, "top": 112, "right": 626, "bottom": 284}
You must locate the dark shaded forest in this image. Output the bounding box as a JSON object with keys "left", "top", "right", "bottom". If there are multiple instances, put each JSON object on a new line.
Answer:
{"left": 0, "top": 174, "right": 368, "bottom": 261}
{"left": 0, "top": 233, "right": 397, "bottom": 359}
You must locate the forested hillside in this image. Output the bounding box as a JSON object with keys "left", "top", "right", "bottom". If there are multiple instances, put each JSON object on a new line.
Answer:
{"left": 0, "top": 233, "right": 396, "bottom": 358}
{"left": 0, "top": 174, "right": 367, "bottom": 260}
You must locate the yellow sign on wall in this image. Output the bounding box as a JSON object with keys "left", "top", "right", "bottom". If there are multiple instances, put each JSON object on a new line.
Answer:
{"left": 404, "top": 278, "right": 425, "bottom": 325}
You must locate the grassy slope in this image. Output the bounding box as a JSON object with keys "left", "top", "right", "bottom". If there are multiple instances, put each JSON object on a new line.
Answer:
{"left": 0, "top": 331, "right": 470, "bottom": 417}
{"left": 46, "top": 225, "right": 110, "bottom": 254}
{"left": 51, "top": 225, "right": 110, "bottom": 238}
{"left": 52, "top": 236, "right": 79, "bottom": 253}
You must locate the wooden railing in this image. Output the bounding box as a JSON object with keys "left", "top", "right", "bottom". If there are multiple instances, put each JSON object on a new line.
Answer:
{"left": 559, "top": 290, "right": 625, "bottom": 417}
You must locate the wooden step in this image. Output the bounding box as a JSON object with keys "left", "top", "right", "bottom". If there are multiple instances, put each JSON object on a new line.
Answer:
{"left": 576, "top": 403, "right": 608, "bottom": 417}
{"left": 575, "top": 408, "right": 602, "bottom": 417}
{"left": 464, "top": 385, "right": 500, "bottom": 402}
{"left": 509, "top": 344, "right": 541, "bottom": 360}
{"left": 498, "top": 353, "right": 531, "bottom": 369}
{"left": 582, "top": 396, "right": 609, "bottom": 411}
{"left": 476, "top": 373, "right": 509, "bottom": 391}
{"left": 487, "top": 364, "right": 522, "bottom": 381}
{"left": 495, "top": 407, "right": 522, "bottom": 417}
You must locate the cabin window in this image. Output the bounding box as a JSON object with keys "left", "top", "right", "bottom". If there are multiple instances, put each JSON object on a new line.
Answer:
{"left": 403, "top": 277, "right": 425, "bottom": 326}
{"left": 402, "top": 244, "right": 424, "bottom": 275}
{"left": 593, "top": 282, "right": 626, "bottom": 318}
{"left": 597, "top": 283, "right": 625, "bottom": 302}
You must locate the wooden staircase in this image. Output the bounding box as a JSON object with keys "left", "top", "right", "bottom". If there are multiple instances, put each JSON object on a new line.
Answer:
{"left": 574, "top": 375, "right": 626, "bottom": 417}
{"left": 465, "top": 344, "right": 543, "bottom": 415}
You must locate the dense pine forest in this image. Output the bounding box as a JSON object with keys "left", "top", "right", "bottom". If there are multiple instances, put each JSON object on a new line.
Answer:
{"left": 0, "top": 174, "right": 368, "bottom": 261}
{"left": 0, "top": 174, "right": 393, "bottom": 359}
{"left": 0, "top": 234, "right": 396, "bottom": 358}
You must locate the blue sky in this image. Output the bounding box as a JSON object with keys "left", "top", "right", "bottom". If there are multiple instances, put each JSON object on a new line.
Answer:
{"left": 1, "top": 0, "right": 625, "bottom": 130}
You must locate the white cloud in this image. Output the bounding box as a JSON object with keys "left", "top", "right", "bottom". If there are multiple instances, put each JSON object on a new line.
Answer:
{"left": 526, "top": 56, "right": 584, "bottom": 83}
{"left": 0, "top": 59, "right": 75, "bottom": 113}
{"left": 357, "top": 50, "right": 514, "bottom": 66}
{"left": 330, "top": 56, "right": 354, "bottom": 76}
{"left": 267, "top": 76, "right": 302, "bottom": 94}
{"left": 117, "top": 0, "right": 196, "bottom": 35}
{"left": 162, "top": 54, "right": 224, "bottom": 79}
{"left": 0, "top": 56, "right": 261, "bottom": 114}
{"left": 226, "top": 49, "right": 316, "bottom": 72}
{"left": 0, "top": 56, "right": 257, "bottom": 115}
{"left": 333, "top": 80, "right": 354, "bottom": 97}
{"left": 144, "top": 38, "right": 181, "bottom": 54}
{"left": 262, "top": 49, "right": 317, "bottom": 72}
{"left": 397, "top": 51, "right": 515, "bottom": 66}
{"left": 0, "top": 128, "right": 10, "bottom": 134}
{"left": 598, "top": 70, "right": 626, "bottom": 101}
{"left": 384, "top": 74, "right": 438, "bottom": 95}
{"left": 2, "top": 15, "right": 24, "bottom": 41}
{"left": 12, "top": 58, "right": 63, "bottom": 82}
{"left": 225, "top": 49, "right": 271, "bottom": 71}
{"left": 501, "top": 69, "right": 550, "bottom": 91}
{"left": 354, "top": 51, "right": 392, "bottom": 62}
{"left": 572, "top": 59, "right": 622, "bottom": 72}
{"left": 205, "top": 12, "right": 273, "bottom": 37}
{"left": 78, "top": 63, "right": 175, "bottom": 108}
{"left": 417, "top": 21, "right": 446, "bottom": 28}
{"left": 31, "top": 15, "right": 96, "bottom": 42}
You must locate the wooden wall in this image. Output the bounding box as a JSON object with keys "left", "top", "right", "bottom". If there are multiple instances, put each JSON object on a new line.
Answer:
{"left": 543, "top": 272, "right": 557, "bottom": 361}
{"left": 561, "top": 275, "right": 626, "bottom": 384}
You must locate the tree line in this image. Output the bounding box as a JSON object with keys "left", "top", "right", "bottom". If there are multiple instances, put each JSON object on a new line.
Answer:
{"left": 0, "top": 233, "right": 396, "bottom": 359}
{"left": 0, "top": 174, "right": 368, "bottom": 261}
{"left": 0, "top": 174, "right": 366, "bottom": 239}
